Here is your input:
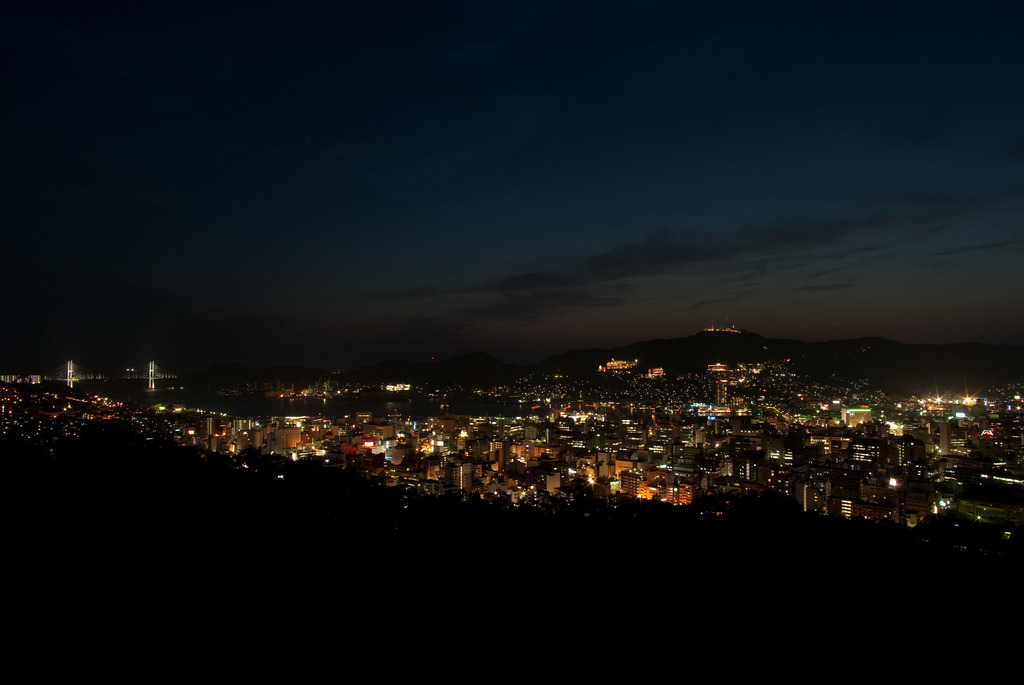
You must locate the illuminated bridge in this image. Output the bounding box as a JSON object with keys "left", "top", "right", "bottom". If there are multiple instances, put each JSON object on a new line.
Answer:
{"left": 43, "top": 361, "right": 176, "bottom": 389}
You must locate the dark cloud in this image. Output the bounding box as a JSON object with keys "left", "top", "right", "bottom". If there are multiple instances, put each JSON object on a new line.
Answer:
{"left": 480, "top": 271, "right": 580, "bottom": 293}
{"left": 435, "top": 178, "right": 1024, "bottom": 341}
{"left": 463, "top": 285, "right": 626, "bottom": 324}
{"left": 927, "top": 240, "right": 1021, "bottom": 257}
{"left": 3, "top": 2, "right": 1023, "bottom": 369}
{"left": 791, "top": 283, "right": 853, "bottom": 293}
{"left": 467, "top": 206, "right": 953, "bottom": 300}
{"left": 1008, "top": 141, "right": 1024, "bottom": 161}
{"left": 692, "top": 296, "right": 744, "bottom": 310}
{"left": 866, "top": 114, "right": 960, "bottom": 150}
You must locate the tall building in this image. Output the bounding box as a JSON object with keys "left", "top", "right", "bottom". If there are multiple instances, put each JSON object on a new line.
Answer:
{"left": 844, "top": 406, "right": 872, "bottom": 427}
{"left": 850, "top": 437, "right": 884, "bottom": 469}
{"left": 445, "top": 461, "right": 473, "bottom": 492}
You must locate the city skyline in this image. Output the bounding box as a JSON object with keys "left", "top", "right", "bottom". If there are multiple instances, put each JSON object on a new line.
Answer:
{"left": 3, "top": 2, "right": 1023, "bottom": 371}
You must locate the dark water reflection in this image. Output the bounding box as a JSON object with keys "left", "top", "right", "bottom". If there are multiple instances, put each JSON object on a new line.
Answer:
{"left": 74, "top": 380, "right": 533, "bottom": 420}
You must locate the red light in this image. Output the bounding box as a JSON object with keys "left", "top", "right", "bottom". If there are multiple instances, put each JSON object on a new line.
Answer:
{"left": 363, "top": 440, "right": 375, "bottom": 448}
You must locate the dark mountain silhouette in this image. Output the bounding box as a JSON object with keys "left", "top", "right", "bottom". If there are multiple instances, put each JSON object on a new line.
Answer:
{"left": 535, "top": 331, "right": 1024, "bottom": 395}
{"left": 536, "top": 330, "right": 800, "bottom": 376}
{"left": 178, "top": 332, "right": 1024, "bottom": 396}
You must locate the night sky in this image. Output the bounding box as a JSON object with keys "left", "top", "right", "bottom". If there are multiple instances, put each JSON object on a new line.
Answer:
{"left": 3, "top": 1, "right": 1023, "bottom": 373}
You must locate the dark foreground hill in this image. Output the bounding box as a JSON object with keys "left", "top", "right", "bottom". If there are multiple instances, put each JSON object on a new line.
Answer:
{"left": 11, "top": 422, "right": 1018, "bottom": 576}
